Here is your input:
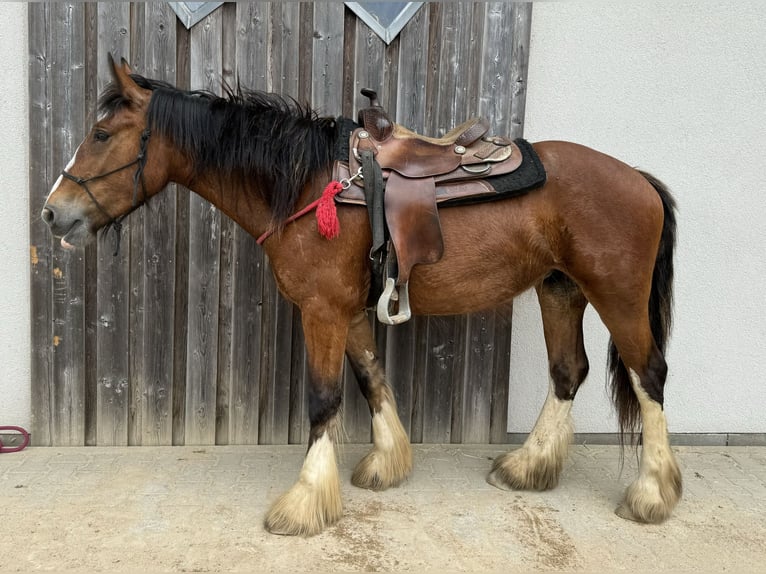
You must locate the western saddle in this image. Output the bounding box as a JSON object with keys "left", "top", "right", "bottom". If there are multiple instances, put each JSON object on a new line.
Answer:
{"left": 334, "top": 89, "right": 524, "bottom": 324}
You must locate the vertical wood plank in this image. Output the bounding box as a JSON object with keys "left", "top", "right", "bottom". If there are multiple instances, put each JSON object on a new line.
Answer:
{"left": 172, "top": 18, "right": 191, "bottom": 445}
{"left": 127, "top": 1, "right": 147, "bottom": 447}
{"left": 311, "top": 2, "right": 344, "bottom": 116}
{"left": 215, "top": 1, "right": 238, "bottom": 446}
{"left": 49, "top": 2, "right": 87, "bottom": 446}
{"left": 395, "top": 2, "right": 428, "bottom": 130}
{"left": 490, "top": 306, "right": 513, "bottom": 443}
{"left": 83, "top": 1, "right": 99, "bottom": 447}
{"left": 352, "top": 9, "right": 387, "bottom": 114}
{"left": 224, "top": 1, "right": 269, "bottom": 445}
{"left": 233, "top": 2, "right": 284, "bottom": 444}
{"left": 184, "top": 9, "right": 223, "bottom": 445}
{"left": 95, "top": 2, "right": 131, "bottom": 446}
{"left": 138, "top": 2, "right": 178, "bottom": 445}
{"left": 509, "top": 2, "right": 533, "bottom": 140}
{"left": 28, "top": 2, "right": 53, "bottom": 446}
{"left": 341, "top": 6, "right": 356, "bottom": 119}
{"left": 421, "top": 316, "right": 461, "bottom": 443}
{"left": 226, "top": 239, "right": 262, "bottom": 445}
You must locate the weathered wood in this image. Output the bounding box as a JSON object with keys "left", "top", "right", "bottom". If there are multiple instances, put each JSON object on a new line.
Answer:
{"left": 138, "top": 2, "right": 178, "bottom": 446}
{"left": 172, "top": 18, "right": 192, "bottom": 445}
{"left": 49, "top": 2, "right": 87, "bottom": 446}
{"left": 28, "top": 1, "right": 532, "bottom": 446}
{"left": 95, "top": 2, "right": 131, "bottom": 446}
{"left": 224, "top": 2, "right": 269, "bottom": 445}
{"left": 310, "top": 2, "right": 344, "bottom": 116}
{"left": 184, "top": 9, "right": 223, "bottom": 445}
{"left": 28, "top": 2, "right": 53, "bottom": 446}
{"left": 232, "top": 2, "right": 285, "bottom": 446}
{"left": 395, "top": 2, "right": 428, "bottom": 130}
{"left": 490, "top": 306, "right": 513, "bottom": 444}
{"left": 127, "top": 1, "right": 147, "bottom": 447}
{"left": 509, "top": 2, "right": 533, "bottom": 140}
{"left": 83, "top": 1, "right": 99, "bottom": 447}
{"left": 215, "top": 2, "right": 238, "bottom": 446}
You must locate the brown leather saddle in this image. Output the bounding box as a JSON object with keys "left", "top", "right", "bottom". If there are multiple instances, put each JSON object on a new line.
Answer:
{"left": 334, "top": 89, "right": 525, "bottom": 324}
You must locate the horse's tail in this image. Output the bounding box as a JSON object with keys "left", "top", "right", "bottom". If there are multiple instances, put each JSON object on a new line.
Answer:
{"left": 608, "top": 171, "right": 677, "bottom": 443}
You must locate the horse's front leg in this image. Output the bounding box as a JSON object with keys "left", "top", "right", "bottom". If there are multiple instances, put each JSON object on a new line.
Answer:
{"left": 345, "top": 311, "right": 413, "bottom": 490}
{"left": 263, "top": 306, "right": 348, "bottom": 536}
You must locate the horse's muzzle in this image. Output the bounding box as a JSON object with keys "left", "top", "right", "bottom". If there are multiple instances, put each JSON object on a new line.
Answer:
{"left": 41, "top": 203, "right": 91, "bottom": 249}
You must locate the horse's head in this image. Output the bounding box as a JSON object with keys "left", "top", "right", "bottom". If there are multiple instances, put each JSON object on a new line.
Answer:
{"left": 42, "top": 55, "right": 164, "bottom": 250}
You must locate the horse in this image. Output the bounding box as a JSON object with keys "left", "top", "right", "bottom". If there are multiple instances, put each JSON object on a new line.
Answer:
{"left": 42, "top": 56, "right": 680, "bottom": 536}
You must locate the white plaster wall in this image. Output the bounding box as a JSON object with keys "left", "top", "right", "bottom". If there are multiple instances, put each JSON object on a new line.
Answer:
{"left": 512, "top": 1, "right": 766, "bottom": 433}
{"left": 0, "top": 2, "right": 30, "bottom": 428}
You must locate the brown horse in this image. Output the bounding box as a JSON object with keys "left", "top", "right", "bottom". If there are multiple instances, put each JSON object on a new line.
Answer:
{"left": 42, "top": 57, "right": 681, "bottom": 536}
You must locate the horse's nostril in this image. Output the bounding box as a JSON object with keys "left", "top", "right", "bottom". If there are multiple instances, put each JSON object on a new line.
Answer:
{"left": 41, "top": 207, "right": 55, "bottom": 224}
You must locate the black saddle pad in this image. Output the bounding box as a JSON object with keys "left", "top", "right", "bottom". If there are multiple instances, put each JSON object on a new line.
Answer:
{"left": 439, "top": 138, "right": 547, "bottom": 207}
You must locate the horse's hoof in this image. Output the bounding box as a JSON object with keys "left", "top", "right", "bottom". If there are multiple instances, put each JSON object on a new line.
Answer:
{"left": 263, "top": 475, "right": 343, "bottom": 536}
{"left": 264, "top": 511, "right": 326, "bottom": 537}
{"left": 351, "top": 446, "right": 412, "bottom": 491}
{"left": 264, "top": 493, "right": 341, "bottom": 537}
{"left": 615, "top": 499, "right": 671, "bottom": 524}
{"left": 486, "top": 450, "right": 561, "bottom": 492}
{"left": 616, "top": 462, "right": 682, "bottom": 525}
{"left": 486, "top": 467, "right": 514, "bottom": 491}
{"left": 614, "top": 502, "right": 642, "bottom": 522}
{"left": 614, "top": 493, "right": 675, "bottom": 524}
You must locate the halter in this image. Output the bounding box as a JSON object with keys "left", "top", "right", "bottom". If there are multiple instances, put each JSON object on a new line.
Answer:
{"left": 60, "top": 128, "right": 152, "bottom": 256}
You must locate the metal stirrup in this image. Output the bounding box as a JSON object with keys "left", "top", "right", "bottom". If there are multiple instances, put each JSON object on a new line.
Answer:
{"left": 376, "top": 277, "right": 411, "bottom": 325}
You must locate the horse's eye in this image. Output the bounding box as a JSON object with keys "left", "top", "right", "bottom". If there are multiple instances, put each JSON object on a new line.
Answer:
{"left": 94, "top": 130, "right": 110, "bottom": 143}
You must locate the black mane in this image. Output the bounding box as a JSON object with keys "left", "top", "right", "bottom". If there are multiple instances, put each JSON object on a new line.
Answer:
{"left": 98, "top": 74, "right": 338, "bottom": 226}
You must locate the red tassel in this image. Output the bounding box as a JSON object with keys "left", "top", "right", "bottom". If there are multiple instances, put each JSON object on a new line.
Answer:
{"left": 316, "top": 180, "right": 343, "bottom": 239}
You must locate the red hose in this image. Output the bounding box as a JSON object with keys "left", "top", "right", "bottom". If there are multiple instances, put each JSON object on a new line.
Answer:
{"left": 0, "top": 426, "right": 30, "bottom": 453}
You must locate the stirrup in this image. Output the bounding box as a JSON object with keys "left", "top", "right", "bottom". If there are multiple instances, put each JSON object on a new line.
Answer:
{"left": 376, "top": 278, "right": 411, "bottom": 325}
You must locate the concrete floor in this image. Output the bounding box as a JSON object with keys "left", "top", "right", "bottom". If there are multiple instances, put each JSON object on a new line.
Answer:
{"left": 1, "top": 444, "right": 765, "bottom": 572}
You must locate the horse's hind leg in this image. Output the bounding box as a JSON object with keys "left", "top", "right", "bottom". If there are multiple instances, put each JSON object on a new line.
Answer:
{"left": 345, "top": 311, "right": 413, "bottom": 490}
{"left": 264, "top": 305, "right": 347, "bottom": 536}
{"left": 615, "top": 359, "right": 682, "bottom": 523}
{"left": 488, "top": 272, "right": 589, "bottom": 491}
{"left": 588, "top": 292, "right": 682, "bottom": 523}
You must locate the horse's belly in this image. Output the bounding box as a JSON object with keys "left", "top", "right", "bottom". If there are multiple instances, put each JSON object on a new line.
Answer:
{"left": 406, "top": 238, "right": 549, "bottom": 316}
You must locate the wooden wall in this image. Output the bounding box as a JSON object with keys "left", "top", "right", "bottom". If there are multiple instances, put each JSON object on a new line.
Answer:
{"left": 28, "top": 2, "right": 532, "bottom": 446}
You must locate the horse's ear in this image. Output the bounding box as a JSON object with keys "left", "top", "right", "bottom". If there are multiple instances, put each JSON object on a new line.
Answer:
{"left": 107, "top": 53, "right": 148, "bottom": 106}
{"left": 119, "top": 56, "right": 133, "bottom": 75}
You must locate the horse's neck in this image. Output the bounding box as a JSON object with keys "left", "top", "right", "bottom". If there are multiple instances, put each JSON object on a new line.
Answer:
{"left": 181, "top": 171, "right": 274, "bottom": 240}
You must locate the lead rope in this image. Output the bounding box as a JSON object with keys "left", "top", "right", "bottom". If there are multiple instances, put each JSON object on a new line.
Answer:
{"left": 60, "top": 128, "right": 151, "bottom": 256}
